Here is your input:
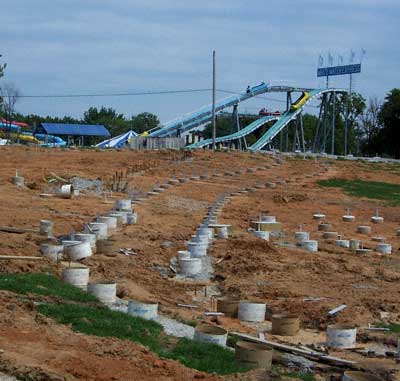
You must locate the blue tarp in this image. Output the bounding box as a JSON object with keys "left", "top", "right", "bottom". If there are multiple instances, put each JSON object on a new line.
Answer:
{"left": 96, "top": 130, "right": 138, "bottom": 148}
{"left": 35, "top": 123, "right": 110, "bottom": 137}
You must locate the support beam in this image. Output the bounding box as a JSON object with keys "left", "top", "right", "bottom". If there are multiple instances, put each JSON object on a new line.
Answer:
{"left": 211, "top": 50, "right": 216, "bottom": 151}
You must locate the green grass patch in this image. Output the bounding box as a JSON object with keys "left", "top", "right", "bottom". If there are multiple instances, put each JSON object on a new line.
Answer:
{"left": 317, "top": 178, "right": 400, "bottom": 205}
{"left": 37, "top": 303, "right": 246, "bottom": 375}
{"left": 36, "top": 303, "right": 164, "bottom": 351}
{"left": 376, "top": 322, "right": 400, "bottom": 333}
{"left": 0, "top": 273, "right": 98, "bottom": 303}
{"left": 165, "top": 338, "right": 246, "bottom": 375}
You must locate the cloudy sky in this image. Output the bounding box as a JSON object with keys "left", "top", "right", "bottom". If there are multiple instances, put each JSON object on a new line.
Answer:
{"left": 1, "top": 0, "right": 399, "bottom": 122}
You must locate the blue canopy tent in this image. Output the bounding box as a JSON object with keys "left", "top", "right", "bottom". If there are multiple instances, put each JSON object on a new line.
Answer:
{"left": 96, "top": 130, "right": 138, "bottom": 148}
{"left": 34, "top": 123, "right": 110, "bottom": 146}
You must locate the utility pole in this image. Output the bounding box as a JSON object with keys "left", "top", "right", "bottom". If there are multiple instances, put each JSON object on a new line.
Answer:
{"left": 331, "top": 92, "right": 336, "bottom": 155}
{"left": 212, "top": 50, "right": 216, "bottom": 151}
{"left": 344, "top": 74, "right": 352, "bottom": 156}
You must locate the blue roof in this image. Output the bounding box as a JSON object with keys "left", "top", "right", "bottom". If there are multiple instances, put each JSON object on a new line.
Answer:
{"left": 36, "top": 123, "right": 110, "bottom": 137}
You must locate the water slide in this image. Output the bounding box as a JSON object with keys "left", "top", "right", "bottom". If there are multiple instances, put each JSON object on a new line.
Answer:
{"left": 187, "top": 115, "right": 279, "bottom": 149}
{"left": 34, "top": 133, "right": 67, "bottom": 147}
{"left": 249, "top": 88, "right": 346, "bottom": 151}
{"left": 149, "top": 82, "right": 271, "bottom": 137}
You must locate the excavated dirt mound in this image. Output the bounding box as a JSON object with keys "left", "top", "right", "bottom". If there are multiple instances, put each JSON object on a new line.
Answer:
{"left": 0, "top": 147, "right": 400, "bottom": 379}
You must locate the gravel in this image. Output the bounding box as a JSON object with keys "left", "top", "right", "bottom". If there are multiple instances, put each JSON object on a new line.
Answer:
{"left": 158, "top": 317, "right": 194, "bottom": 339}
{"left": 107, "top": 299, "right": 194, "bottom": 339}
{"left": 71, "top": 177, "right": 104, "bottom": 195}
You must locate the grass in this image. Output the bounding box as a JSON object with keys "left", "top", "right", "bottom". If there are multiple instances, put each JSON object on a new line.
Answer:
{"left": 318, "top": 178, "right": 400, "bottom": 206}
{"left": 0, "top": 273, "right": 98, "bottom": 303}
{"left": 376, "top": 322, "right": 400, "bottom": 333}
{"left": 2, "top": 272, "right": 247, "bottom": 374}
{"left": 36, "top": 303, "right": 164, "bottom": 351}
{"left": 165, "top": 338, "right": 246, "bottom": 375}
{"left": 37, "top": 303, "right": 245, "bottom": 375}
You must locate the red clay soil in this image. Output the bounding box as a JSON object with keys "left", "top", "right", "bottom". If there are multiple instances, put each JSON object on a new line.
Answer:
{"left": 0, "top": 146, "right": 399, "bottom": 379}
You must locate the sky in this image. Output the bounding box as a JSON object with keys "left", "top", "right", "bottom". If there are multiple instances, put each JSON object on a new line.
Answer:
{"left": 1, "top": 0, "right": 399, "bottom": 123}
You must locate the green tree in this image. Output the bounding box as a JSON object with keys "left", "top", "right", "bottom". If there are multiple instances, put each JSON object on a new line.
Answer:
{"left": 377, "top": 88, "right": 400, "bottom": 158}
{"left": 131, "top": 112, "right": 160, "bottom": 134}
{"left": 83, "top": 106, "right": 128, "bottom": 136}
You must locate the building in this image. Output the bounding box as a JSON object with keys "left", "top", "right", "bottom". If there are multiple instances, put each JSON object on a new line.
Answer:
{"left": 34, "top": 123, "right": 110, "bottom": 146}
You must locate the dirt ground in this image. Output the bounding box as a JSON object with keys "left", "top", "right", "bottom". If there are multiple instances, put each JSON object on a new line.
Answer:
{"left": 0, "top": 146, "right": 399, "bottom": 380}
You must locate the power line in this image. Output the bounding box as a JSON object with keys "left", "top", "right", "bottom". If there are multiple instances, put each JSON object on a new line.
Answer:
{"left": 18, "top": 88, "right": 212, "bottom": 98}
{"left": 17, "top": 86, "right": 320, "bottom": 109}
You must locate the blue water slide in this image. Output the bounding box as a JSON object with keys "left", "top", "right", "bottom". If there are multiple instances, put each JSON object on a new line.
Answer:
{"left": 187, "top": 115, "right": 279, "bottom": 149}
{"left": 0, "top": 122, "right": 22, "bottom": 131}
{"left": 249, "top": 88, "right": 347, "bottom": 151}
{"left": 149, "top": 82, "right": 270, "bottom": 137}
{"left": 35, "top": 133, "right": 67, "bottom": 147}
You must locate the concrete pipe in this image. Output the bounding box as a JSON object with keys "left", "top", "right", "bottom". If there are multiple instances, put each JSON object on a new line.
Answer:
{"left": 271, "top": 314, "right": 300, "bottom": 336}
{"left": 97, "top": 216, "right": 118, "bottom": 230}
{"left": 371, "top": 216, "right": 384, "bottom": 224}
{"left": 12, "top": 175, "right": 25, "bottom": 187}
{"left": 58, "top": 184, "right": 75, "bottom": 199}
{"left": 301, "top": 240, "right": 318, "bottom": 252}
{"left": 238, "top": 300, "right": 266, "bottom": 322}
{"left": 323, "top": 231, "right": 339, "bottom": 240}
{"left": 253, "top": 230, "right": 269, "bottom": 241}
{"left": 343, "top": 372, "right": 384, "bottom": 381}
{"left": 376, "top": 243, "right": 392, "bottom": 254}
{"left": 179, "top": 257, "right": 202, "bottom": 276}
{"left": 40, "top": 244, "right": 64, "bottom": 261}
{"left": 62, "top": 267, "right": 89, "bottom": 290}
{"left": 295, "top": 231, "right": 309, "bottom": 245}
{"left": 115, "top": 199, "right": 132, "bottom": 212}
{"left": 63, "top": 241, "right": 92, "bottom": 261}
{"left": 318, "top": 223, "right": 332, "bottom": 232}
{"left": 357, "top": 225, "right": 371, "bottom": 235}
{"left": 39, "top": 220, "right": 53, "bottom": 237}
{"left": 127, "top": 212, "right": 138, "bottom": 225}
{"left": 235, "top": 340, "right": 273, "bottom": 370}
{"left": 85, "top": 222, "right": 108, "bottom": 240}
{"left": 187, "top": 241, "right": 207, "bottom": 258}
{"left": 335, "top": 239, "right": 350, "bottom": 248}
{"left": 342, "top": 215, "right": 355, "bottom": 222}
{"left": 198, "top": 227, "right": 214, "bottom": 241}
{"left": 350, "top": 239, "right": 360, "bottom": 251}
{"left": 96, "top": 239, "right": 115, "bottom": 255}
{"left": 178, "top": 250, "right": 191, "bottom": 260}
{"left": 108, "top": 211, "right": 128, "bottom": 225}
{"left": 194, "top": 323, "right": 227, "bottom": 346}
{"left": 128, "top": 300, "right": 158, "bottom": 320}
{"left": 216, "top": 226, "right": 229, "bottom": 239}
{"left": 87, "top": 282, "right": 116, "bottom": 304}
{"left": 74, "top": 233, "right": 97, "bottom": 251}
{"left": 216, "top": 299, "right": 239, "bottom": 318}
{"left": 326, "top": 324, "right": 357, "bottom": 349}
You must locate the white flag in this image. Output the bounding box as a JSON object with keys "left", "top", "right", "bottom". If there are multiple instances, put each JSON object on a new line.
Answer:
{"left": 328, "top": 53, "right": 333, "bottom": 66}
{"left": 318, "top": 54, "right": 324, "bottom": 67}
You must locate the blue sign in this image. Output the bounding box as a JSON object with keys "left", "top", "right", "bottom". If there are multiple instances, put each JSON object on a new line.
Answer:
{"left": 317, "top": 64, "right": 361, "bottom": 77}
